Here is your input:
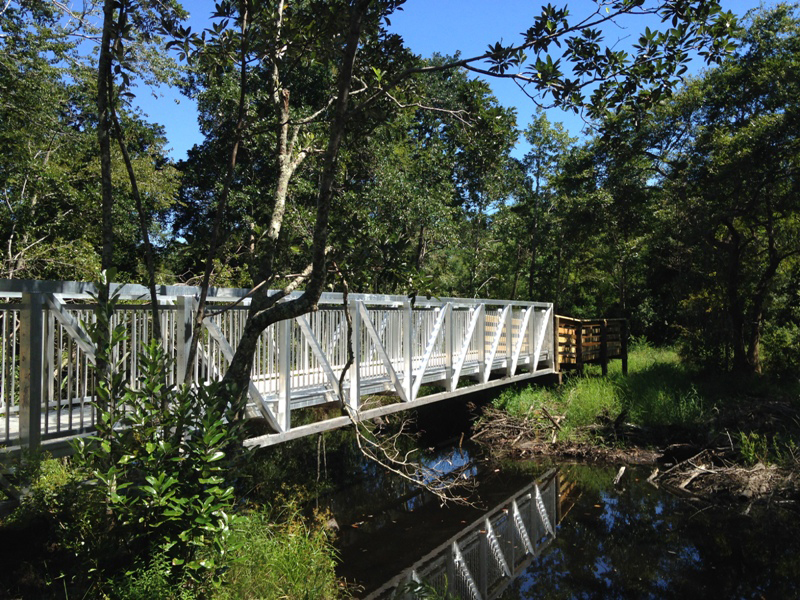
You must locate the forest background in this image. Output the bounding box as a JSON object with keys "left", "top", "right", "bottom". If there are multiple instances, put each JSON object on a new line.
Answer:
{"left": 2, "top": 0, "right": 798, "bottom": 382}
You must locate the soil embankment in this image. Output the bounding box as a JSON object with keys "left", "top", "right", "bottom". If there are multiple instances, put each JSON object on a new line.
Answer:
{"left": 473, "top": 399, "right": 800, "bottom": 508}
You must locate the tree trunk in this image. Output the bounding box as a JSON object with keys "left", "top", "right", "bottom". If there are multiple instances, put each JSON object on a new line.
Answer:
{"left": 97, "top": 0, "right": 114, "bottom": 278}
{"left": 95, "top": 0, "right": 116, "bottom": 385}
{"left": 110, "top": 102, "right": 162, "bottom": 342}
{"left": 221, "top": 0, "right": 370, "bottom": 411}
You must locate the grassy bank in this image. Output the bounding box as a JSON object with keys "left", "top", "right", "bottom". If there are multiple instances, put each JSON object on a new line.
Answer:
{"left": 492, "top": 341, "right": 800, "bottom": 455}
{"left": 0, "top": 455, "right": 343, "bottom": 600}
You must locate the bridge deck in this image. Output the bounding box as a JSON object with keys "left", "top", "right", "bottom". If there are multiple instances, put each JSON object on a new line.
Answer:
{"left": 0, "top": 280, "right": 555, "bottom": 450}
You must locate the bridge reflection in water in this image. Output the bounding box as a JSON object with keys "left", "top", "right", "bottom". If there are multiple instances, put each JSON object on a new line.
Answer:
{"left": 368, "top": 469, "right": 576, "bottom": 600}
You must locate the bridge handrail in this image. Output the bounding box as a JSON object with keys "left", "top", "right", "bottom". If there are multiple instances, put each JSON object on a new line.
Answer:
{"left": 0, "top": 278, "right": 550, "bottom": 308}
{"left": 0, "top": 278, "right": 556, "bottom": 451}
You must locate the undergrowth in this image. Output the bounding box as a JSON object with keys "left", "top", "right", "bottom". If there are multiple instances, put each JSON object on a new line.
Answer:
{"left": 215, "top": 505, "right": 342, "bottom": 600}
{"left": 494, "top": 342, "right": 709, "bottom": 444}
{"left": 493, "top": 340, "right": 800, "bottom": 453}
{"left": 0, "top": 284, "right": 343, "bottom": 599}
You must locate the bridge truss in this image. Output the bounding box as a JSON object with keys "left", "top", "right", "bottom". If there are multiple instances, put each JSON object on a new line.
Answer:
{"left": 0, "top": 279, "right": 555, "bottom": 451}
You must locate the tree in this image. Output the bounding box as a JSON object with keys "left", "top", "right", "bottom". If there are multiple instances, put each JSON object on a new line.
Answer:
{"left": 518, "top": 110, "right": 576, "bottom": 302}
{"left": 0, "top": 2, "right": 180, "bottom": 282}
{"left": 642, "top": 4, "right": 800, "bottom": 371}
{"left": 164, "top": 0, "right": 738, "bottom": 418}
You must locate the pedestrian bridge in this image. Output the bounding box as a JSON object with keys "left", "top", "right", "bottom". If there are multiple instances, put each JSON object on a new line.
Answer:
{"left": 0, "top": 279, "right": 557, "bottom": 452}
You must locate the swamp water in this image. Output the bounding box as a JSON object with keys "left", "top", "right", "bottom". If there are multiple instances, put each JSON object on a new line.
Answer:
{"left": 304, "top": 404, "right": 800, "bottom": 599}
{"left": 332, "top": 451, "right": 800, "bottom": 599}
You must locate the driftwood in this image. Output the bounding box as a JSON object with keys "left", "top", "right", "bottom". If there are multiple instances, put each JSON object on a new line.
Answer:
{"left": 473, "top": 406, "right": 565, "bottom": 449}
{"left": 651, "top": 445, "right": 800, "bottom": 506}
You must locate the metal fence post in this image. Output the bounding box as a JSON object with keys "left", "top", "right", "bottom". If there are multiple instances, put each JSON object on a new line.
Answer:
{"left": 277, "top": 318, "right": 292, "bottom": 431}
{"left": 445, "top": 304, "right": 454, "bottom": 391}
{"left": 348, "top": 300, "right": 361, "bottom": 411}
{"left": 553, "top": 313, "right": 560, "bottom": 372}
{"left": 176, "top": 295, "right": 193, "bottom": 384}
{"left": 19, "top": 292, "right": 44, "bottom": 449}
{"left": 528, "top": 306, "right": 536, "bottom": 372}
{"left": 477, "top": 303, "right": 486, "bottom": 382}
{"left": 403, "top": 300, "right": 413, "bottom": 401}
{"left": 505, "top": 305, "right": 514, "bottom": 377}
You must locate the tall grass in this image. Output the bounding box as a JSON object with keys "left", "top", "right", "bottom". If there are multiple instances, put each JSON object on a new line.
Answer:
{"left": 214, "top": 506, "right": 342, "bottom": 600}
{"left": 493, "top": 341, "right": 709, "bottom": 441}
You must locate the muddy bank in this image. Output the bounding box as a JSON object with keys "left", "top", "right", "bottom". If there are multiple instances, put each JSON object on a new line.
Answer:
{"left": 473, "top": 403, "right": 800, "bottom": 508}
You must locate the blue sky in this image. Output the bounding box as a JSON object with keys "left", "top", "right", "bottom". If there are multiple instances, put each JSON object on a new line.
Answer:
{"left": 136, "top": 0, "right": 769, "bottom": 161}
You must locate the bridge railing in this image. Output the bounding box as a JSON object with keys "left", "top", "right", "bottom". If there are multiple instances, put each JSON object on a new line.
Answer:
{"left": 0, "top": 279, "right": 555, "bottom": 450}
{"left": 555, "top": 315, "right": 628, "bottom": 375}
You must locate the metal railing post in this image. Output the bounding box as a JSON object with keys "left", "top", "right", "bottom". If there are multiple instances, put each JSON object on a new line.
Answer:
{"left": 528, "top": 306, "right": 536, "bottom": 372}
{"left": 601, "top": 319, "right": 609, "bottom": 376}
{"left": 19, "top": 292, "right": 44, "bottom": 449}
{"left": 445, "top": 304, "right": 454, "bottom": 391}
{"left": 403, "top": 300, "right": 413, "bottom": 401}
{"left": 477, "top": 303, "right": 486, "bottom": 382}
{"left": 277, "top": 318, "right": 292, "bottom": 431}
{"left": 553, "top": 313, "right": 560, "bottom": 372}
{"left": 176, "top": 295, "right": 193, "bottom": 384}
{"left": 348, "top": 300, "right": 361, "bottom": 411}
{"left": 505, "top": 306, "right": 514, "bottom": 377}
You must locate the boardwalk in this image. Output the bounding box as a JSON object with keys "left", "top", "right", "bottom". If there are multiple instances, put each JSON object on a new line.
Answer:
{"left": 0, "top": 279, "right": 556, "bottom": 451}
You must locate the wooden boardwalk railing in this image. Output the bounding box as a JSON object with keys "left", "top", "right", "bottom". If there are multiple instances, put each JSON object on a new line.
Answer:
{"left": 554, "top": 316, "right": 628, "bottom": 375}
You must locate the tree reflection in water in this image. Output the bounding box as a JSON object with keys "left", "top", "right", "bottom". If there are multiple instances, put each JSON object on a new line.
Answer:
{"left": 503, "top": 465, "right": 800, "bottom": 599}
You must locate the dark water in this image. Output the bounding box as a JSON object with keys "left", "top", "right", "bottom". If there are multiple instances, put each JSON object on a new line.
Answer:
{"left": 326, "top": 404, "right": 800, "bottom": 599}
{"left": 501, "top": 465, "right": 800, "bottom": 599}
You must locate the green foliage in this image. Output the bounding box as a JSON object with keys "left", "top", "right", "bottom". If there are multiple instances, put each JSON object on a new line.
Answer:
{"left": 494, "top": 346, "right": 709, "bottom": 441}
{"left": 762, "top": 321, "right": 800, "bottom": 379}
{"left": 738, "top": 431, "right": 799, "bottom": 468}
{"left": 739, "top": 432, "right": 770, "bottom": 467}
{"left": 74, "top": 339, "right": 244, "bottom": 581}
{"left": 4, "top": 456, "right": 97, "bottom": 555}
{"left": 106, "top": 552, "right": 199, "bottom": 600}
{"left": 214, "top": 506, "right": 342, "bottom": 600}
{"left": 494, "top": 372, "right": 621, "bottom": 441}
{"left": 396, "top": 579, "right": 458, "bottom": 599}
{"left": 618, "top": 347, "right": 705, "bottom": 427}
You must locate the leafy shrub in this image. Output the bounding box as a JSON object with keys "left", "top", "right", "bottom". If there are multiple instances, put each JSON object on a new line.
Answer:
{"left": 106, "top": 552, "right": 199, "bottom": 600}
{"left": 4, "top": 455, "right": 97, "bottom": 557}
{"left": 761, "top": 322, "right": 800, "bottom": 379}
{"left": 74, "top": 339, "right": 245, "bottom": 583}
{"left": 738, "top": 431, "right": 799, "bottom": 467}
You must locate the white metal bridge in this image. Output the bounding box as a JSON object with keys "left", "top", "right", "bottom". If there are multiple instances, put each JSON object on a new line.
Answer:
{"left": 0, "top": 279, "right": 556, "bottom": 452}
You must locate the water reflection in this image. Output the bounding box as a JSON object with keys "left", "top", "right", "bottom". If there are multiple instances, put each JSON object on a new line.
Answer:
{"left": 343, "top": 462, "right": 800, "bottom": 599}
{"left": 502, "top": 465, "right": 800, "bottom": 599}
{"left": 368, "top": 469, "right": 562, "bottom": 600}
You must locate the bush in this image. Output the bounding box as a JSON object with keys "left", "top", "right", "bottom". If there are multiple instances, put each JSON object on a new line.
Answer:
{"left": 74, "top": 339, "right": 245, "bottom": 585}
{"left": 106, "top": 552, "right": 199, "bottom": 600}
{"left": 4, "top": 455, "right": 98, "bottom": 559}
{"left": 762, "top": 322, "right": 800, "bottom": 379}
